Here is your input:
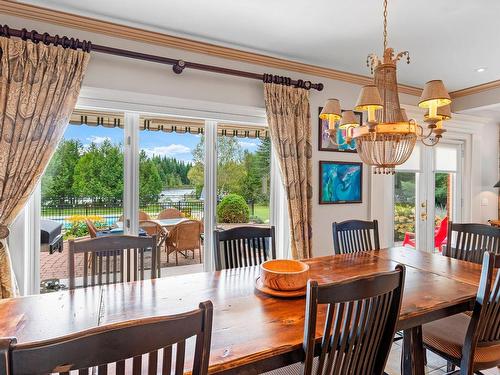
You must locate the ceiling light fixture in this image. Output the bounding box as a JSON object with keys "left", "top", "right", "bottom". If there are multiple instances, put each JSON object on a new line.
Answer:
{"left": 475, "top": 67, "right": 487, "bottom": 73}
{"left": 320, "top": 0, "right": 452, "bottom": 174}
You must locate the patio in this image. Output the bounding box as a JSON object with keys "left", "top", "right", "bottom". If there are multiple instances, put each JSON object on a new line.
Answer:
{"left": 40, "top": 238, "right": 203, "bottom": 291}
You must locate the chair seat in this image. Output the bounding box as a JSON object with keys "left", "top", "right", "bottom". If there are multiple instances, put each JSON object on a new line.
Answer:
{"left": 261, "top": 358, "right": 319, "bottom": 375}
{"left": 423, "top": 313, "right": 500, "bottom": 370}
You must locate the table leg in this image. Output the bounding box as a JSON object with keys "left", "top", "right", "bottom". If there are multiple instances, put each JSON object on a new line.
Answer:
{"left": 402, "top": 326, "right": 425, "bottom": 375}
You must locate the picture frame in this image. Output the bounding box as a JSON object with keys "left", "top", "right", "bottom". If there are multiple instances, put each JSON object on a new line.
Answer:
{"left": 319, "top": 161, "right": 363, "bottom": 204}
{"left": 318, "top": 107, "right": 363, "bottom": 152}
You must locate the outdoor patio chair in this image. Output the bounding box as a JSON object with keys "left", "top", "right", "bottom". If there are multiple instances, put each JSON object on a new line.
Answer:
{"left": 139, "top": 219, "right": 168, "bottom": 250}
{"left": 165, "top": 220, "right": 203, "bottom": 265}
{"left": 68, "top": 235, "right": 159, "bottom": 289}
{"left": 117, "top": 211, "right": 151, "bottom": 222}
{"left": 158, "top": 207, "right": 184, "bottom": 219}
{"left": 403, "top": 216, "right": 448, "bottom": 251}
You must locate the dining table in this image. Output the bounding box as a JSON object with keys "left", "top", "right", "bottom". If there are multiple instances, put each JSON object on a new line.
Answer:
{"left": 0, "top": 247, "right": 482, "bottom": 375}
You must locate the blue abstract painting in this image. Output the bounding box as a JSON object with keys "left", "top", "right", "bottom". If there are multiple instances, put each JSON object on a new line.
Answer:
{"left": 320, "top": 161, "right": 362, "bottom": 204}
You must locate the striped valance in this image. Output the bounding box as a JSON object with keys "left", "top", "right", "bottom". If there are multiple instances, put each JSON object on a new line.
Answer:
{"left": 70, "top": 110, "right": 269, "bottom": 139}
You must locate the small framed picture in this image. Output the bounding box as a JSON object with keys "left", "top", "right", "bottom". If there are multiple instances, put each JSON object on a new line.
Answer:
{"left": 319, "top": 161, "right": 363, "bottom": 204}
{"left": 318, "top": 107, "right": 362, "bottom": 152}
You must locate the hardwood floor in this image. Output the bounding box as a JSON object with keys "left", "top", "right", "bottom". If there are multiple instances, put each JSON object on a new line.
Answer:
{"left": 385, "top": 339, "right": 499, "bottom": 374}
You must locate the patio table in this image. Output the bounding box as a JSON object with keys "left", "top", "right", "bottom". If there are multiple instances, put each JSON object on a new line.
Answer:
{"left": 0, "top": 248, "right": 480, "bottom": 375}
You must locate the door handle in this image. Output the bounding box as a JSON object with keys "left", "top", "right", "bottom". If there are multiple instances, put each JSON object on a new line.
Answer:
{"left": 420, "top": 200, "right": 427, "bottom": 221}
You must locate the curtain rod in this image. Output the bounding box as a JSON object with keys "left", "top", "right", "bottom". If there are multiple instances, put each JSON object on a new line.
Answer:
{"left": 0, "top": 25, "right": 324, "bottom": 91}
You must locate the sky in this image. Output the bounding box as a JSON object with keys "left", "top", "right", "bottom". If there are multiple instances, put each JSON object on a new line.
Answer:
{"left": 63, "top": 124, "right": 261, "bottom": 162}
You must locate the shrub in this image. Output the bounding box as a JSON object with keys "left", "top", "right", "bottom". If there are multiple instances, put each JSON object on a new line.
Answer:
{"left": 217, "top": 194, "right": 250, "bottom": 223}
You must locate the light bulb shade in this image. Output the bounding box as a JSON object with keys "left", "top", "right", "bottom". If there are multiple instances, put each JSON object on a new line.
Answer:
{"left": 419, "top": 80, "right": 451, "bottom": 109}
{"left": 339, "top": 110, "right": 359, "bottom": 129}
{"left": 319, "top": 99, "right": 342, "bottom": 121}
{"left": 424, "top": 104, "right": 451, "bottom": 121}
{"left": 355, "top": 85, "right": 383, "bottom": 111}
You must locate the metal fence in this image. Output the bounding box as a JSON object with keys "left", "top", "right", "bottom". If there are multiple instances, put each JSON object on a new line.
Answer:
{"left": 41, "top": 195, "right": 204, "bottom": 229}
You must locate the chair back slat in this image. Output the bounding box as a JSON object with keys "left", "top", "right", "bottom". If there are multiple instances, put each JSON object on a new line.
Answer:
{"left": 302, "top": 265, "right": 405, "bottom": 375}
{"left": 444, "top": 222, "right": 500, "bottom": 264}
{"left": 332, "top": 220, "right": 380, "bottom": 254}
{"left": 3, "top": 301, "right": 213, "bottom": 375}
{"left": 69, "top": 235, "right": 159, "bottom": 289}
{"left": 213, "top": 226, "right": 276, "bottom": 271}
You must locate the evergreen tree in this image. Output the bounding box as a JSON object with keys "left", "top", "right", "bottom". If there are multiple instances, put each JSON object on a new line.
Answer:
{"left": 72, "top": 140, "right": 124, "bottom": 198}
{"left": 42, "top": 139, "right": 81, "bottom": 199}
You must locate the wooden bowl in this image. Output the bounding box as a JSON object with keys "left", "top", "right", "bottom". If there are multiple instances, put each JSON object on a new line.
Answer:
{"left": 260, "top": 259, "right": 310, "bottom": 291}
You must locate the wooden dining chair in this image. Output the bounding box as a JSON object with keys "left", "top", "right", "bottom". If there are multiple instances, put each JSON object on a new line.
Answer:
{"left": 0, "top": 301, "right": 213, "bottom": 375}
{"left": 444, "top": 222, "right": 500, "bottom": 264}
{"left": 267, "top": 264, "right": 405, "bottom": 375}
{"left": 158, "top": 207, "right": 184, "bottom": 219}
{"left": 213, "top": 226, "right": 276, "bottom": 271}
{"left": 332, "top": 219, "right": 380, "bottom": 254}
{"left": 68, "top": 235, "right": 159, "bottom": 289}
{"left": 422, "top": 252, "right": 500, "bottom": 374}
{"left": 166, "top": 220, "right": 203, "bottom": 265}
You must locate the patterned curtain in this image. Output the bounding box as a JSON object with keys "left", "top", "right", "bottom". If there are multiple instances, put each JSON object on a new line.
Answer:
{"left": 0, "top": 37, "right": 90, "bottom": 298}
{"left": 264, "top": 83, "right": 312, "bottom": 259}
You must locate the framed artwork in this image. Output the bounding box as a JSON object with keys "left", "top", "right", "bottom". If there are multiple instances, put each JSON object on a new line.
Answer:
{"left": 319, "top": 161, "right": 363, "bottom": 204}
{"left": 318, "top": 107, "right": 362, "bottom": 152}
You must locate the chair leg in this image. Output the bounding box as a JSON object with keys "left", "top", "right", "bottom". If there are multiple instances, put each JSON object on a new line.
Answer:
{"left": 199, "top": 246, "right": 202, "bottom": 263}
{"left": 175, "top": 250, "right": 178, "bottom": 266}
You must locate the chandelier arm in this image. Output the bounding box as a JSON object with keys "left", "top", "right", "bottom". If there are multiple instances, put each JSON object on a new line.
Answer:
{"left": 421, "top": 136, "right": 440, "bottom": 147}
{"left": 326, "top": 130, "right": 348, "bottom": 147}
{"left": 415, "top": 123, "right": 434, "bottom": 140}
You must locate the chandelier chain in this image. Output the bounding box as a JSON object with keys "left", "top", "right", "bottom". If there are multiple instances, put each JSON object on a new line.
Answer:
{"left": 383, "top": 0, "right": 388, "bottom": 51}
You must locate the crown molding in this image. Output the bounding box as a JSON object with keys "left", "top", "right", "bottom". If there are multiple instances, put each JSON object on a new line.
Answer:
{"left": 449, "top": 79, "right": 500, "bottom": 99}
{"left": 0, "top": 0, "right": 425, "bottom": 95}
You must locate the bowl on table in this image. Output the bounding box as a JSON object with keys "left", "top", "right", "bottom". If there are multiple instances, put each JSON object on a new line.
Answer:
{"left": 259, "top": 259, "right": 310, "bottom": 292}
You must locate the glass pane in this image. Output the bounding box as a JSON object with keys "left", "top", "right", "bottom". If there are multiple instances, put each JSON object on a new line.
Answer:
{"left": 394, "top": 172, "right": 417, "bottom": 246}
{"left": 435, "top": 171, "right": 456, "bottom": 219}
{"left": 435, "top": 145, "right": 457, "bottom": 172}
{"left": 139, "top": 121, "right": 205, "bottom": 275}
{"left": 216, "top": 128, "right": 271, "bottom": 228}
{"left": 396, "top": 144, "right": 421, "bottom": 171}
{"left": 40, "top": 123, "right": 124, "bottom": 292}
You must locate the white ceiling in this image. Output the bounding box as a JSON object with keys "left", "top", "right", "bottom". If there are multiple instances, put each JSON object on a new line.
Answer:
{"left": 19, "top": 0, "right": 500, "bottom": 91}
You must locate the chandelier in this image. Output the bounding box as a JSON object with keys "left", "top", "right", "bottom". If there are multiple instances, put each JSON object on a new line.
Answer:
{"left": 320, "top": 0, "right": 452, "bottom": 175}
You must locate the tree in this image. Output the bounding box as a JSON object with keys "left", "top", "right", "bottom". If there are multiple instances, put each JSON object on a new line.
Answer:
{"left": 72, "top": 140, "right": 124, "bottom": 198}
{"left": 139, "top": 151, "right": 163, "bottom": 201}
{"left": 42, "top": 139, "right": 81, "bottom": 199}
{"left": 189, "top": 135, "right": 247, "bottom": 197}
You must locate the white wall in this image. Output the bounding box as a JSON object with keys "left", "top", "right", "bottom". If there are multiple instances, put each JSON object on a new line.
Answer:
{"left": 3, "top": 14, "right": 497, "bottom": 258}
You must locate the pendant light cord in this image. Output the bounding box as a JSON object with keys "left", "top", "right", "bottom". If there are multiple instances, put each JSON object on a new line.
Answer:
{"left": 383, "top": 0, "right": 388, "bottom": 51}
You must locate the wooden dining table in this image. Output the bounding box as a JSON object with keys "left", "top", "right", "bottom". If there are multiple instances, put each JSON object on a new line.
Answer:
{"left": 0, "top": 248, "right": 482, "bottom": 375}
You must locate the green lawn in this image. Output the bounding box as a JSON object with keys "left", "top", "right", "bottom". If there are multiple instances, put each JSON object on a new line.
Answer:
{"left": 252, "top": 205, "right": 270, "bottom": 224}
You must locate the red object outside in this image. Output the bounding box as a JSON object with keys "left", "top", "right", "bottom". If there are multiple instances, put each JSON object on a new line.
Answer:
{"left": 402, "top": 216, "right": 448, "bottom": 251}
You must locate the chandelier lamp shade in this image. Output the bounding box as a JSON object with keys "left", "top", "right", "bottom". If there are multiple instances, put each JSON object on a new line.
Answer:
{"left": 320, "top": 0, "right": 452, "bottom": 174}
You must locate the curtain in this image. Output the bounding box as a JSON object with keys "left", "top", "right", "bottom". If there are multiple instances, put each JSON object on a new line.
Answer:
{"left": 264, "top": 82, "right": 312, "bottom": 260}
{"left": 0, "top": 37, "right": 90, "bottom": 298}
